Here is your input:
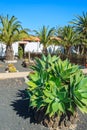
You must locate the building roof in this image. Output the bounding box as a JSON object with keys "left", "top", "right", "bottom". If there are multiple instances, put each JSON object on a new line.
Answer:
{"left": 23, "top": 36, "right": 40, "bottom": 42}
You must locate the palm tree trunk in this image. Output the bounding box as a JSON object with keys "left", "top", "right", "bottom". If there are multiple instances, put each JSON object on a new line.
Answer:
{"left": 42, "top": 47, "right": 47, "bottom": 55}
{"left": 5, "top": 45, "right": 14, "bottom": 60}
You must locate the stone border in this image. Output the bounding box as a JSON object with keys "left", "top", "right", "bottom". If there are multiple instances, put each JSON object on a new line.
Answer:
{"left": 0, "top": 72, "right": 29, "bottom": 79}
{"left": 0, "top": 69, "right": 87, "bottom": 80}
{"left": 4, "top": 60, "right": 17, "bottom": 63}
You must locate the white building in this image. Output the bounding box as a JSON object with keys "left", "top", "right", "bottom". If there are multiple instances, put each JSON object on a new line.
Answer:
{"left": 0, "top": 41, "right": 43, "bottom": 57}
{"left": 0, "top": 41, "right": 64, "bottom": 57}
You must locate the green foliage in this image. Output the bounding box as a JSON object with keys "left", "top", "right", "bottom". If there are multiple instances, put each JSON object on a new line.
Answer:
{"left": 7, "top": 64, "right": 17, "bottom": 72}
{"left": 18, "top": 46, "right": 23, "bottom": 59}
{"left": 0, "top": 15, "right": 29, "bottom": 45}
{"left": 0, "top": 15, "right": 29, "bottom": 60}
{"left": 70, "top": 12, "right": 87, "bottom": 53}
{"left": 26, "top": 54, "right": 87, "bottom": 118}
{"left": 34, "top": 26, "right": 55, "bottom": 53}
{"left": 56, "top": 26, "right": 78, "bottom": 54}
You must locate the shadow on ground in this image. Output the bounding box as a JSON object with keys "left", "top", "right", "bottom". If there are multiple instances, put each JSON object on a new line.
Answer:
{"left": 10, "top": 89, "right": 35, "bottom": 123}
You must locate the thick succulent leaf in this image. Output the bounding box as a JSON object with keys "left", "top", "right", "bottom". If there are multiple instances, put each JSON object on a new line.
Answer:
{"left": 30, "top": 101, "right": 37, "bottom": 107}
{"left": 57, "top": 91, "right": 67, "bottom": 100}
{"left": 78, "top": 78, "right": 87, "bottom": 90}
{"left": 43, "top": 90, "right": 54, "bottom": 99}
{"left": 51, "top": 101, "right": 59, "bottom": 113}
{"left": 60, "top": 66, "right": 79, "bottom": 80}
{"left": 81, "top": 98, "right": 87, "bottom": 105}
{"left": 51, "top": 55, "right": 59, "bottom": 62}
{"left": 74, "top": 91, "right": 82, "bottom": 100}
{"left": 46, "top": 103, "right": 52, "bottom": 115}
{"left": 68, "top": 102, "right": 75, "bottom": 113}
{"left": 29, "top": 71, "right": 39, "bottom": 81}
{"left": 26, "top": 81, "right": 37, "bottom": 90}
{"left": 78, "top": 105, "right": 87, "bottom": 113}
{"left": 58, "top": 102, "right": 65, "bottom": 112}
{"left": 43, "top": 98, "right": 53, "bottom": 103}
{"left": 74, "top": 96, "right": 87, "bottom": 113}
{"left": 42, "top": 54, "right": 46, "bottom": 62}
{"left": 35, "top": 98, "right": 45, "bottom": 110}
{"left": 81, "top": 93, "right": 87, "bottom": 99}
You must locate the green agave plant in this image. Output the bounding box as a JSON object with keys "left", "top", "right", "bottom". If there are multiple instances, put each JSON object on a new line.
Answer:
{"left": 26, "top": 54, "right": 87, "bottom": 118}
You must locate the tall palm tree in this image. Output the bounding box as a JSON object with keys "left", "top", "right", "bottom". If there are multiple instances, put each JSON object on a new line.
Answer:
{"left": 34, "top": 26, "right": 55, "bottom": 53}
{"left": 70, "top": 12, "right": 87, "bottom": 54}
{"left": 56, "top": 26, "right": 77, "bottom": 55}
{"left": 0, "top": 15, "right": 28, "bottom": 60}
{"left": 70, "top": 12, "right": 87, "bottom": 34}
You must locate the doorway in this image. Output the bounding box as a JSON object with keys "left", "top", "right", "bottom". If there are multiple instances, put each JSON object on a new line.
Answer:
{"left": 18, "top": 43, "right": 25, "bottom": 58}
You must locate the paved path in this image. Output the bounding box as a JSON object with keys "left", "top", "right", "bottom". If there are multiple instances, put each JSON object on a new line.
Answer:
{"left": 0, "top": 72, "right": 30, "bottom": 79}
{"left": 81, "top": 68, "right": 87, "bottom": 75}
{"left": 0, "top": 69, "right": 87, "bottom": 79}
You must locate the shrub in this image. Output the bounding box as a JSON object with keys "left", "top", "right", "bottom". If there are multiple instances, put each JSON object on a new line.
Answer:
{"left": 6, "top": 64, "right": 17, "bottom": 72}
{"left": 8, "top": 63, "right": 14, "bottom": 67}
{"left": 18, "top": 45, "right": 23, "bottom": 59}
{"left": 9, "top": 66, "right": 17, "bottom": 72}
{"left": 26, "top": 54, "right": 87, "bottom": 127}
{"left": 22, "top": 58, "right": 29, "bottom": 67}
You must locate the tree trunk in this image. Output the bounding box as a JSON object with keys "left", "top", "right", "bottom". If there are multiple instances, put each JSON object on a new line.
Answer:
{"left": 5, "top": 45, "right": 14, "bottom": 60}
{"left": 42, "top": 47, "right": 47, "bottom": 55}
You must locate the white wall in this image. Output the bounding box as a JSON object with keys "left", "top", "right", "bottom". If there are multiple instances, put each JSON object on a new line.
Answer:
{"left": 0, "top": 43, "right": 6, "bottom": 57}
{"left": 24, "top": 42, "right": 43, "bottom": 53}
{"left": 47, "top": 45, "right": 64, "bottom": 54}
{"left": 0, "top": 41, "right": 65, "bottom": 57}
{"left": 0, "top": 42, "right": 18, "bottom": 57}
{"left": 12, "top": 42, "right": 18, "bottom": 55}
{"left": 0, "top": 42, "right": 43, "bottom": 57}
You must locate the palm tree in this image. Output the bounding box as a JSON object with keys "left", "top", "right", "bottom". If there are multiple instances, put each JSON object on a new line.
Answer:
{"left": 56, "top": 26, "right": 77, "bottom": 55}
{"left": 70, "top": 12, "right": 87, "bottom": 54}
{"left": 0, "top": 15, "right": 28, "bottom": 60}
{"left": 70, "top": 12, "right": 87, "bottom": 34}
{"left": 34, "top": 26, "right": 55, "bottom": 54}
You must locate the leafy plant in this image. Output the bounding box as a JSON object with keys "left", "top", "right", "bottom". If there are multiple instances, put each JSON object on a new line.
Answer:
{"left": 26, "top": 54, "right": 87, "bottom": 118}
{"left": 18, "top": 45, "right": 23, "bottom": 59}
{"left": 6, "top": 64, "right": 17, "bottom": 72}
{"left": 9, "top": 66, "right": 17, "bottom": 72}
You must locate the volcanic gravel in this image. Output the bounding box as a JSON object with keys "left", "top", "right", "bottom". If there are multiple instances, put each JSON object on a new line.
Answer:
{"left": 0, "top": 59, "right": 30, "bottom": 73}
{"left": 0, "top": 78, "right": 49, "bottom": 130}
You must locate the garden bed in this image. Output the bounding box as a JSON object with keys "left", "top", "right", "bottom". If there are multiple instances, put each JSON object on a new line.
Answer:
{"left": 0, "top": 59, "right": 30, "bottom": 73}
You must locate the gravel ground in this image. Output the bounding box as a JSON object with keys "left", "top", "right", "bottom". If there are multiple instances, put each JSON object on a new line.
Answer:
{"left": 0, "top": 59, "right": 30, "bottom": 73}
{"left": 0, "top": 78, "right": 87, "bottom": 130}
{"left": 0, "top": 78, "right": 49, "bottom": 130}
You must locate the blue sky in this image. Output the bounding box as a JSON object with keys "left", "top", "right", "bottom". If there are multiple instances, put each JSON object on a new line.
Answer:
{"left": 0, "top": 0, "right": 87, "bottom": 31}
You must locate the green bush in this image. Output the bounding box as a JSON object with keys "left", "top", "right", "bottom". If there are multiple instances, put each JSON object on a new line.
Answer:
{"left": 26, "top": 54, "right": 87, "bottom": 118}
{"left": 18, "top": 46, "right": 23, "bottom": 59}
{"left": 6, "top": 64, "right": 17, "bottom": 72}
